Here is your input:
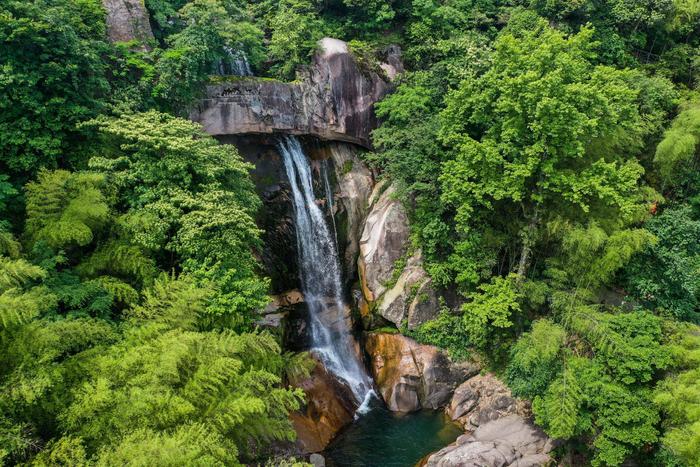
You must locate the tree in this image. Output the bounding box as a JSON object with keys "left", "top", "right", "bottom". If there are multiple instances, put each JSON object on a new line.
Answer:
{"left": 625, "top": 206, "right": 700, "bottom": 321}
{"left": 654, "top": 97, "right": 700, "bottom": 189}
{"left": 655, "top": 322, "right": 700, "bottom": 465}
{"left": 439, "top": 20, "right": 653, "bottom": 283}
{"left": 0, "top": 0, "right": 109, "bottom": 175}
{"left": 56, "top": 275, "right": 303, "bottom": 463}
{"left": 86, "top": 111, "right": 267, "bottom": 328}
{"left": 461, "top": 273, "right": 521, "bottom": 348}
{"left": 24, "top": 170, "right": 109, "bottom": 250}
{"left": 268, "top": 0, "right": 327, "bottom": 80}
{"left": 506, "top": 319, "right": 566, "bottom": 398}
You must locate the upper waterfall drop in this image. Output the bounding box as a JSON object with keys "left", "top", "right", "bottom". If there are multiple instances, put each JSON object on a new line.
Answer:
{"left": 277, "top": 135, "right": 374, "bottom": 408}
{"left": 215, "top": 46, "right": 253, "bottom": 76}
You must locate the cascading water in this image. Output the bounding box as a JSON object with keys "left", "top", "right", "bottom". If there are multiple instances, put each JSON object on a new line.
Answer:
{"left": 215, "top": 46, "right": 253, "bottom": 76}
{"left": 277, "top": 136, "right": 375, "bottom": 411}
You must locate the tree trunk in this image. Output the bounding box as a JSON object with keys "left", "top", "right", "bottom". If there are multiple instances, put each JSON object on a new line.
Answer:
{"left": 516, "top": 209, "right": 539, "bottom": 283}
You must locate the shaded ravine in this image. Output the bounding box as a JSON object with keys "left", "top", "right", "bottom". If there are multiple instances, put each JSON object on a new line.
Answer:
{"left": 277, "top": 136, "right": 374, "bottom": 408}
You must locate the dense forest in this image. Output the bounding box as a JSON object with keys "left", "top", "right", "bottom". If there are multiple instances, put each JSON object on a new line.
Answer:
{"left": 1, "top": 0, "right": 700, "bottom": 465}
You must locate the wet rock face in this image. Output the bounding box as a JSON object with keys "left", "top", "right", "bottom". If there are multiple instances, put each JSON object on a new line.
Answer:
{"left": 358, "top": 184, "right": 441, "bottom": 329}
{"left": 425, "top": 415, "right": 553, "bottom": 467}
{"left": 101, "top": 0, "right": 154, "bottom": 49}
{"left": 289, "top": 358, "right": 357, "bottom": 453}
{"left": 221, "top": 135, "right": 299, "bottom": 293}
{"left": 364, "top": 332, "right": 479, "bottom": 412}
{"left": 223, "top": 135, "right": 372, "bottom": 294}
{"left": 191, "top": 38, "right": 396, "bottom": 148}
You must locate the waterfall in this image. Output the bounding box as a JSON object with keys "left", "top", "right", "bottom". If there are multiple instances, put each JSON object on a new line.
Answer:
{"left": 215, "top": 46, "right": 253, "bottom": 76}
{"left": 277, "top": 136, "right": 374, "bottom": 410}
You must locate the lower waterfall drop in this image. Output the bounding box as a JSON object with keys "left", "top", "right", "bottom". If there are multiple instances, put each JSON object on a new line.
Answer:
{"left": 277, "top": 136, "right": 375, "bottom": 411}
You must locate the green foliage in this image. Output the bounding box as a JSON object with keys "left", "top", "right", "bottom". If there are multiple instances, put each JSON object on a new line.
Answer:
{"left": 546, "top": 221, "right": 657, "bottom": 292}
{"left": 654, "top": 323, "right": 700, "bottom": 466}
{"left": 85, "top": 111, "right": 267, "bottom": 328}
{"left": 1, "top": 0, "right": 699, "bottom": 465}
{"left": 625, "top": 206, "right": 700, "bottom": 321}
{"left": 0, "top": 256, "right": 54, "bottom": 330}
{"left": 59, "top": 276, "right": 302, "bottom": 462}
{"left": 153, "top": 0, "right": 265, "bottom": 111}
{"left": 268, "top": 0, "right": 327, "bottom": 80}
{"left": 461, "top": 274, "right": 521, "bottom": 348}
{"left": 24, "top": 170, "right": 109, "bottom": 250}
{"left": 534, "top": 355, "right": 662, "bottom": 466}
{"left": 0, "top": 0, "right": 109, "bottom": 174}
{"left": 592, "top": 311, "right": 672, "bottom": 385}
{"left": 506, "top": 319, "right": 566, "bottom": 399}
{"left": 654, "top": 98, "right": 700, "bottom": 187}
{"left": 439, "top": 23, "right": 647, "bottom": 236}
{"left": 410, "top": 309, "right": 472, "bottom": 361}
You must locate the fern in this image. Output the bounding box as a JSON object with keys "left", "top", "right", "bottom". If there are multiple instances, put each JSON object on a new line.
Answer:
{"left": 533, "top": 358, "right": 584, "bottom": 439}
{"left": 0, "top": 257, "right": 46, "bottom": 292}
{"left": 0, "top": 287, "right": 55, "bottom": 330}
{"left": 25, "top": 170, "right": 109, "bottom": 249}
{"left": 0, "top": 227, "right": 20, "bottom": 259}
{"left": 128, "top": 274, "right": 212, "bottom": 330}
{"left": 89, "top": 276, "right": 139, "bottom": 306}
{"left": 95, "top": 424, "right": 238, "bottom": 466}
{"left": 77, "top": 240, "right": 157, "bottom": 286}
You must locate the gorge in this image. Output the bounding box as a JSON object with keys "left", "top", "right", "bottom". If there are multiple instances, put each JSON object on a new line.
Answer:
{"left": 2, "top": 0, "right": 696, "bottom": 465}
{"left": 194, "top": 36, "right": 553, "bottom": 465}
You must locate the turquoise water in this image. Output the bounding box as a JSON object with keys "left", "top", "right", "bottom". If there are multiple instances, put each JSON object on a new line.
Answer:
{"left": 324, "top": 402, "right": 462, "bottom": 467}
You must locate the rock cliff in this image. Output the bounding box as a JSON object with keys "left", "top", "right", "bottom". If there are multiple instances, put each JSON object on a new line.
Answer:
{"left": 358, "top": 184, "right": 440, "bottom": 329}
{"left": 191, "top": 38, "right": 400, "bottom": 148}
{"left": 101, "top": 0, "right": 154, "bottom": 49}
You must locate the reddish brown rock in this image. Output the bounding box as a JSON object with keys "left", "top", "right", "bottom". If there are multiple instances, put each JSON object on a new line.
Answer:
{"left": 365, "top": 332, "right": 479, "bottom": 412}
{"left": 289, "top": 359, "right": 356, "bottom": 453}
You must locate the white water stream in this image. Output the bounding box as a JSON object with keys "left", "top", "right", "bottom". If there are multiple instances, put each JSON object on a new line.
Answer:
{"left": 277, "top": 136, "right": 375, "bottom": 411}
{"left": 215, "top": 46, "right": 253, "bottom": 76}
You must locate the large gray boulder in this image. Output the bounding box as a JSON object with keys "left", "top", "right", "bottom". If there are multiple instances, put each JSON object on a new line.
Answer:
{"left": 425, "top": 415, "right": 553, "bottom": 467}
{"left": 358, "top": 184, "right": 440, "bottom": 329}
{"left": 447, "top": 373, "right": 529, "bottom": 431}
{"left": 102, "top": 0, "right": 154, "bottom": 49}
{"left": 191, "top": 38, "right": 398, "bottom": 148}
{"left": 364, "top": 332, "right": 479, "bottom": 412}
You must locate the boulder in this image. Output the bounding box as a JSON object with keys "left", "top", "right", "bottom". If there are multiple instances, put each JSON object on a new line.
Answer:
{"left": 446, "top": 373, "right": 529, "bottom": 431}
{"left": 424, "top": 415, "right": 553, "bottom": 467}
{"left": 358, "top": 184, "right": 440, "bottom": 329}
{"left": 101, "top": 0, "right": 154, "bottom": 49}
{"left": 192, "top": 38, "right": 398, "bottom": 148}
{"left": 365, "top": 332, "right": 479, "bottom": 412}
{"left": 290, "top": 358, "right": 357, "bottom": 453}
